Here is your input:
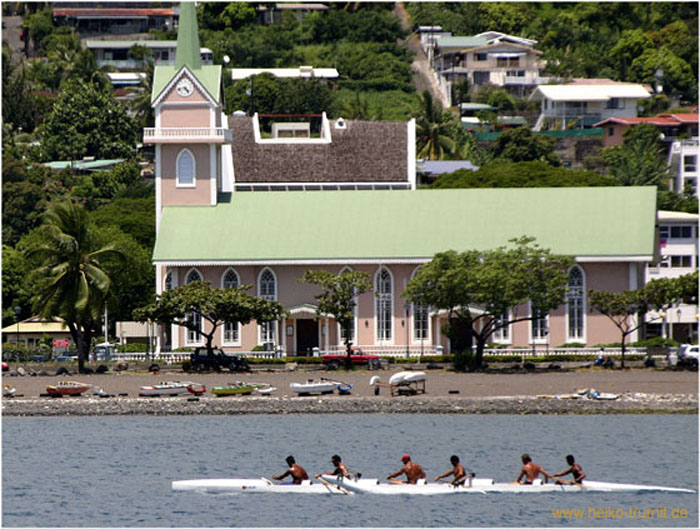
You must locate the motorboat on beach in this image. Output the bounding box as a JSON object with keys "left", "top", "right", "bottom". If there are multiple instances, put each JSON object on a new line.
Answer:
{"left": 4, "top": 384, "right": 16, "bottom": 397}
{"left": 172, "top": 478, "right": 349, "bottom": 494}
{"left": 319, "top": 475, "right": 696, "bottom": 495}
{"left": 138, "top": 381, "right": 200, "bottom": 397}
{"left": 45, "top": 381, "right": 91, "bottom": 397}
{"left": 290, "top": 378, "right": 353, "bottom": 396}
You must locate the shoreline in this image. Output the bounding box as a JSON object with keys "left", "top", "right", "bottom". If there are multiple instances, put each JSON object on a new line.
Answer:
{"left": 3, "top": 368, "right": 697, "bottom": 416}
{"left": 3, "top": 394, "right": 697, "bottom": 416}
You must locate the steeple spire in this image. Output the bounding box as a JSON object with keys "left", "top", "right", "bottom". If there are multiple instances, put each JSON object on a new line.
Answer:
{"left": 175, "top": 2, "right": 202, "bottom": 70}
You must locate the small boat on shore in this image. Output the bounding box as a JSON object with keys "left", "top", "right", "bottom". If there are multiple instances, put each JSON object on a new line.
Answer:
{"left": 4, "top": 384, "right": 16, "bottom": 397}
{"left": 253, "top": 385, "right": 277, "bottom": 395}
{"left": 211, "top": 382, "right": 259, "bottom": 397}
{"left": 46, "top": 381, "right": 91, "bottom": 397}
{"left": 172, "top": 478, "right": 349, "bottom": 494}
{"left": 139, "top": 381, "right": 197, "bottom": 397}
{"left": 186, "top": 383, "right": 206, "bottom": 395}
{"left": 290, "top": 379, "right": 340, "bottom": 396}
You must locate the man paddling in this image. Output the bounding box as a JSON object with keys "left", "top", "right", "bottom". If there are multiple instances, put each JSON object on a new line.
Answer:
{"left": 551, "top": 454, "right": 586, "bottom": 485}
{"left": 273, "top": 456, "right": 309, "bottom": 484}
{"left": 435, "top": 455, "right": 468, "bottom": 486}
{"left": 513, "top": 454, "right": 549, "bottom": 485}
{"left": 315, "top": 454, "right": 351, "bottom": 479}
{"left": 387, "top": 454, "right": 426, "bottom": 484}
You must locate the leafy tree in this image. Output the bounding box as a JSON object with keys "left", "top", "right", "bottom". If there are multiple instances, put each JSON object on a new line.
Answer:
{"left": 301, "top": 269, "right": 372, "bottom": 369}
{"left": 41, "top": 79, "right": 138, "bottom": 161}
{"left": 404, "top": 238, "right": 572, "bottom": 370}
{"left": 601, "top": 124, "right": 669, "bottom": 187}
{"left": 89, "top": 197, "right": 155, "bottom": 248}
{"left": 218, "top": 2, "right": 257, "bottom": 30}
{"left": 491, "top": 127, "right": 560, "bottom": 166}
{"left": 1, "top": 245, "right": 34, "bottom": 327}
{"left": 24, "top": 202, "right": 124, "bottom": 372}
{"left": 134, "top": 281, "right": 286, "bottom": 357}
{"left": 630, "top": 48, "right": 696, "bottom": 102}
{"left": 415, "top": 91, "right": 457, "bottom": 160}
{"left": 589, "top": 272, "right": 698, "bottom": 368}
{"left": 430, "top": 161, "right": 615, "bottom": 189}
{"left": 130, "top": 59, "right": 155, "bottom": 128}
{"left": 609, "top": 29, "right": 655, "bottom": 80}
{"left": 23, "top": 7, "right": 53, "bottom": 53}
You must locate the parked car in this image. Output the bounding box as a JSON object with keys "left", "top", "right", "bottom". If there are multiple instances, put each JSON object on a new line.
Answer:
{"left": 183, "top": 347, "right": 251, "bottom": 373}
{"left": 55, "top": 353, "right": 79, "bottom": 362}
{"left": 677, "top": 344, "right": 699, "bottom": 368}
{"left": 322, "top": 348, "right": 381, "bottom": 370}
{"left": 27, "top": 355, "right": 47, "bottom": 363}
{"left": 1, "top": 361, "right": 9, "bottom": 372}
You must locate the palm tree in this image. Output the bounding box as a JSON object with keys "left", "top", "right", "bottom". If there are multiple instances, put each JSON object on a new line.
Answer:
{"left": 130, "top": 59, "right": 155, "bottom": 128}
{"left": 415, "top": 91, "right": 457, "bottom": 160}
{"left": 25, "top": 202, "right": 123, "bottom": 373}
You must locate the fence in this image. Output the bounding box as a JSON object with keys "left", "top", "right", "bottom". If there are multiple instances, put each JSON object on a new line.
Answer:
{"left": 112, "top": 346, "right": 650, "bottom": 364}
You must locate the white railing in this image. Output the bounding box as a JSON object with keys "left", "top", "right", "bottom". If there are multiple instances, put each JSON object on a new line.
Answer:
{"left": 113, "top": 352, "right": 192, "bottom": 364}
{"left": 143, "top": 128, "right": 232, "bottom": 142}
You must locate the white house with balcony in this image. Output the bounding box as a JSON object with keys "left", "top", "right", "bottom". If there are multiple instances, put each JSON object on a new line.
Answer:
{"left": 431, "top": 31, "right": 550, "bottom": 104}
{"left": 645, "top": 210, "right": 698, "bottom": 343}
{"left": 529, "top": 80, "right": 652, "bottom": 130}
{"left": 667, "top": 137, "right": 699, "bottom": 197}
{"left": 85, "top": 39, "right": 213, "bottom": 73}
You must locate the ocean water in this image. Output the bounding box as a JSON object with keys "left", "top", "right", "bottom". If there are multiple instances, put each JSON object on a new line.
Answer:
{"left": 2, "top": 414, "right": 697, "bottom": 527}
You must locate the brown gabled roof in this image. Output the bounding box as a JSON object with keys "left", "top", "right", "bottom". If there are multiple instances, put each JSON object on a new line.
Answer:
{"left": 53, "top": 8, "right": 175, "bottom": 17}
{"left": 228, "top": 116, "right": 409, "bottom": 183}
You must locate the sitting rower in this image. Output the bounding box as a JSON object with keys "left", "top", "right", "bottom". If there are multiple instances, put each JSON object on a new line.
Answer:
{"left": 315, "top": 454, "right": 351, "bottom": 479}
{"left": 272, "top": 455, "right": 309, "bottom": 484}
{"left": 512, "top": 454, "right": 549, "bottom": 485}
{"left": 387, "top": 454, "right": 426, "bottom": 484}
{"left": 551, "top": 454, "right": 586, "bottom": 485}
{"left": 435, "top": 455, "right": 468, "bottom": 486}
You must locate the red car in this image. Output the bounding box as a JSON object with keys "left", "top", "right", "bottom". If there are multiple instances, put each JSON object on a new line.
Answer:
{"left": 321, "top": 348, "right": 380, "bottom": 369}
{"left": 1, "top": 361, "right": 9, "bottom": 372}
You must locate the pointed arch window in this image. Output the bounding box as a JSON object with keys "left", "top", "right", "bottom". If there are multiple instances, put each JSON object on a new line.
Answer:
{"left": 411, "top": 267, "right": 430, "bottom": 343}
{"left": 567, "top": 266, "right": 585, "bottom": 341}
{"left": 176, "top": 148, "right": 196, "bottom": 187}
{"left": 338, "top": 267, "right": 357, "bottom": 344}
{"left": 185, "top": 268, "right": 203, "bottom": 344}
{"left": 258, "top": 268, "right": 277, "bottom": 345}
{"left": 375, "top": 267, "right": 393, "bottom": 342}
{"left": 530, "top": 302, "right": 548, "bottom": 343}
{"left": 164, "top": 271, "right": 173, "bottom": 291}
{"left": 222, "top": 268, "right": 240, "bottom": 345}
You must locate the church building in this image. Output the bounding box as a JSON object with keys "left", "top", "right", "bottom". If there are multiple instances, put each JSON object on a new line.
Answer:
{"left": 146, "top": 3, "right": 658, "bottom": 356}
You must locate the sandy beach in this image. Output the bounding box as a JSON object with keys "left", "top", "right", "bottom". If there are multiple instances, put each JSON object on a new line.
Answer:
{"left": 2, "top": 366, "right": 697, "bottom": 416}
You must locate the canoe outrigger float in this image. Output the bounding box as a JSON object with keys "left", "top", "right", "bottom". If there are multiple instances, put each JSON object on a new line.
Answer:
{"left": 172, "top": 474, "right": 694, "bottom": 495}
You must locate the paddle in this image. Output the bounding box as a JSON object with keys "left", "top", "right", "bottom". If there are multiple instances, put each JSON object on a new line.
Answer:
{"left": 317, "top": 475, "right": 351, "bottom": 495}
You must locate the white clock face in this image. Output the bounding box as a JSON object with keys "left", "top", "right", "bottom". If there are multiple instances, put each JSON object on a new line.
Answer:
{"left": 176, "top": 78, "right": 194, "bottom": 97}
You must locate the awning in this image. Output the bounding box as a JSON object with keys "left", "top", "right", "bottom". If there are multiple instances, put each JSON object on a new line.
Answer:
{"left": 285, "top": 304, "right": 323, "bottom": 319}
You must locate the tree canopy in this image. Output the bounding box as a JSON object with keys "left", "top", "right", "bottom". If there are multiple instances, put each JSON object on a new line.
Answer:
{"left": 404, "top": 237, "right": 572, "bottom": 369}
{"left": 301, "top": 269, "right": 372, "bottom": 368}
{"left": 41, "top": 80, "right": 138, "bottom": 162}
{"left": 589, "top": 271, "right": 698, "bottom": 367}
{"left": 133, "top": 281, "right": 287, "bottom": 356}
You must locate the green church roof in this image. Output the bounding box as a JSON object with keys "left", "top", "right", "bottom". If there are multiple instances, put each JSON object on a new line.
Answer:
{"left": 153, "top": 187, "right": 657, "bottom": 264}
{"left": 151, "top": 64, "right": 221, "bottom": 103}
{"left": 175, "top": 2, "right": 201, "bottom": 70}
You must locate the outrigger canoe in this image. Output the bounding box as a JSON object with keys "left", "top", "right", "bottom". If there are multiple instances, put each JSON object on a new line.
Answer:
{"left": 211, "top": 382, "right": 276, "bottom": 396}
{"left": 171, "top": 475, "right": 694, "bottom": 495}
{"left": 320, "top": 475, "right": 695, "bottom": 495}
{"left": 172, "top": 478, "right": 349, "bottom": 494}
